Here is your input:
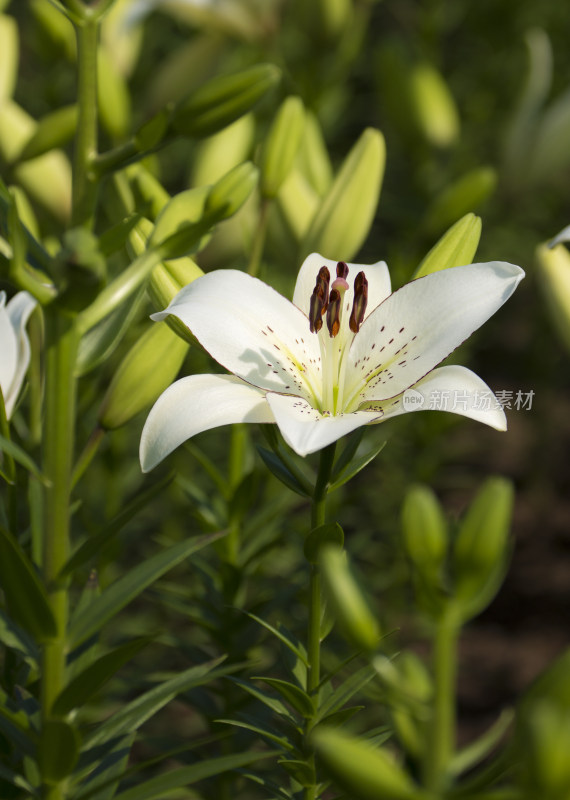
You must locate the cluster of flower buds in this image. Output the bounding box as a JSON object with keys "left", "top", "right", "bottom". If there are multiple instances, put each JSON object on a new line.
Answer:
{"left": 308, "top": 261, "right": 368, "bottom": 337}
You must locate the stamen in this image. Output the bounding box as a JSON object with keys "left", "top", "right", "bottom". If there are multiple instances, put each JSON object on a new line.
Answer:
{"left": 326, "top": 289, "right": 341, "bottom": 338}
{"left": 349, "top": 271, "right": 368, "bottom": 333}
{"left": 309, "top": 266, "right": 331, "bottom": 333}
{"left": 331, "top": 261, "right": 349, "bottom": 294}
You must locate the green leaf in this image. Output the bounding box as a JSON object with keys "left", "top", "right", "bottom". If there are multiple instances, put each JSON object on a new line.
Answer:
{"left": 112, "top": 750, "right": 278, "bottom": 800}
{"left": 230, "top": 677, "right": 295, "bottom": 722}
{"left": 238, "top": 769, "right": 293, "bottom": 800}
{"left": 244, "top": 611, "right": 309, "bottom": 666}
{"left": 329, "top": 440, "right": 386, "bottom": 491}
{"left": 319, "top": 705, "right": 365, "bottom": 728}
{"left": 0, "top": 434, "right": 47, "bottom": 483}
{"left": 257, "top": 446, "right": 311, "bottom": 496}
{"left": 316, "top": 665, "right": 375, "bottom": 722}
{"left": 84, "top": 656, "right": 229, "bottom": 748}
{"left": 0, "top": 607, "right": 40, "bottom": 663}
{"left": 19, "top": 105, "right": 78, "bottom": 161}
{"left": 74, "top": 734, "right": 135, "bottom": 800}
{"left": 38, "top": 719, "right": 81, "bottom": 783}
{"left": 69, "top": 531, "right": 225, "bottom": 647}
{"left": 449, "top": 709, "right": 514, "bottom": 777}
{"left": 253, "top": 677, "right": 315, "bottom": 719}
{"left": 279, "top": 758, "right": 315, "bottom": 788}
{"left": 0, "top": 526, "right": 57, "bottom": 642}
{"left": 99, "top": 214, "right": 143, "bottom": 258}
{"left": 52, "top": 638, "right": 151, "bottom": 717}
{"left": 330, "top": 428, "right": 364, "bottom": 482}
{"left": 216, "top": 718, "right": 295, "bottom": 752}
{"left": 0, "top": 763, "right": 34, "bottom": 796}
{"left": 60, "top": 473, "right": 175, "bottom": 578}
{"left": 304, "top": 523, "right": 344, "bottom": 563}
{"left": 75, "top": 286, "right": 145, "bottom": 377}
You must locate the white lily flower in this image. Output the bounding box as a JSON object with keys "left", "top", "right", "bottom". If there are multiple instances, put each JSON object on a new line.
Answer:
{"left": 0, "top": 290, "right": 37, "bottom": 419}
{"left": 140, "top": 254, "right": 524, "bottom": 470}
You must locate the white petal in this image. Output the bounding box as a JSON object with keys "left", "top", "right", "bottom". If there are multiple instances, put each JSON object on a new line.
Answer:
{"left": 4, "top": 292, "right": 36, "bottom": 419}
{"left": 292, "top": 252, "right": 391, "bottom": 320}
{"left": 361, "top": 365, "right": 507, "bottom": 430}
{"left": 550, "top": 224, "right": 570, "bottom": 247}
{"left": 152, "top": 270, "right": 322, "bottom": 404}
{"left": 0, "top": 292, "right": 19, "bottom": 417}
{"left": 266, "top": 392, "right": 382, "bottom": 457}
{"left": 345, "top": 261, "right": 524, "bottom": 407}
{"left": 140, "top": 374, "right": 274, "bottom": 472}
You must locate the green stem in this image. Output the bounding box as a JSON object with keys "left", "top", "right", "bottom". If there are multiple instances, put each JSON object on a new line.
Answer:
{"left": 71, "top": 13, "right": 99, "bottom": 229}
{"left": 424, "top": 608, "right": 459, "bottom": 794}
{"left": 304, "top": 443, "right": 336, "bottom": 800}
{"left": 226, "top": 424, "right": 247, "bottom": 564}
{"left": 41, "top": 313, "right": 78, "bottom": 800}
{"left": 247, "top": 199, "right": 270, "bottom": 277}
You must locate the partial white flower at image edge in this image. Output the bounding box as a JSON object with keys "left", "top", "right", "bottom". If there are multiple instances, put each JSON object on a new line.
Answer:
{"left": 140, "top": 253, "right": 524, "bottom": 470}
{"left": 0, "top": 291, "right": 37, "bottom": 420}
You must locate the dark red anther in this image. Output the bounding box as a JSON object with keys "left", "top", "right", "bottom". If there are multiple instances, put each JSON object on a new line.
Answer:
{"left": 349, "top": 271, "right": 368, "bottom": 333}
{"left": 309, "top": 286, "right": 325, "bottom": 332}
{"left": 326, "top": 288, "right": 341, "bottom": 337}
{"left": 316, "top": 266, "right": 330, "bottom": 313}
{"left": 336, "top": 261, "right": 349, "bottom": 280}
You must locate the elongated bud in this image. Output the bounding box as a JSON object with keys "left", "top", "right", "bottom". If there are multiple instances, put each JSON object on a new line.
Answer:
{"left": 0, "top": 14, "right": 18, "bottom": 105}
{"left": 517, "top": 699, "right": 570, "bottom": 799}
{"left": 148, "top": 258, "right": 204, "bottom": 312}
{"left": 409, "top": 62, "right": 460, "bottom": 148}
{"left": 402, "top": 485, "right": 448, "bottom": 573}
{"left": 536, "top": 241, "right": 570, "bottom": 353}
{"left": 316, "top": 0, "right": 352, "bottom": 39}
{"left": 301, "top": 128, "right": 385, "bottom": 261}
{"left": 296, "top": 111, "right": 333, "bottom": 197}
{"left": 98, "top": 46, "right": 131, "bottom": 140}
{"left": 311, "top": 727, "right": 418, "bottom": 800}
{"left": 149, "top": 186, "right": 211, "bottom": 258}
{"left": 127, "top": 163, "right": 170, "bottom": 222}
{"left": 453, "top": 477, "right": 514, "bottom": 619}
{"left": 414, "top": 213, "right": 482, "bottom": 278}
{"left": 99, "top": 321, "right": 189, "bottom": 430}
{"left": 171, "top": 64, "right": 280, "bottom": 138}
{"left": 19, "top": 105, "right": 78, "bottom": 162}
{"left": 423, "top": 167, "right": 496, "bottom": 235}
{"left": 192, "top": 114, "right": 255, "bottom": 186}
{"left": 349, "top": 271, "right": 368, "bottom": 333}
{"left": 205, "top": 161, "right": 259, "bottom": 220}
{"left": 261, "top": 95, "right": 305, "bottom": 199}
{"left": 320, "top": 546, "right": 381, "bottom": 652}
{"left": 277, "top": 168, "right": 320, "bottom": 241}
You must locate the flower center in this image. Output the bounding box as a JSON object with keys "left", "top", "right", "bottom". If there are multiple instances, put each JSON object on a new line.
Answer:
{"left": 309, "top": 263, "right": 368, "bottom": 415}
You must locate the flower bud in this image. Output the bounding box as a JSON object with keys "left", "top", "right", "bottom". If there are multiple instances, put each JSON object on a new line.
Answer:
{"left": 205, "top": 161, "right": 259, "bottom": 220}
{"left": 19, "top": 105, "right": 78, "bottom": 163}
{"left": 536, "top": 241, "right": 570, "bottom": 353}
{"left": 402, "top": 485, "right": 448, "bottom": 576}
{"left": 99, "top": 321, "right": 189, "bottom": 430}
{"left": 423, "top": 167, "right": 496, "bottom": 235}
{"left": 311, "top": 727, "right": 419, "bottom": 800}
{"left": 260, "top": 96, "right": 305, "bottom": 199}
{"left": 171, "top": 63, "right": 280, "bottom": 139}
{"left": 517, "top": 700, "right": 570, "bottom": 799}
{"left": 452, "top": 477, "right": 514, "bottom": 619}
{"left": 149, "top": 186, "right": 211, "bottom": 258}
{"left": 409, "top": 62, "right": 460, "bottom": 148}
{"left": 414, "top": 213, "right": 482, "bottom": 279}
{"left": 320, "top": 545, "right": 381, "bottom": 652}
{"left": 30, "top": 0, "right": 75, "bottom": 59}
{"left": 127, "top": 163, "right": 170, "bottom": 222}
{"left": 148, "top": 258, "right": 204, "bottom": 313}
{"left": 0, "top": 13, "right": 18, "bottom": 105}
{"left": 315, "top": 0, "right": 352, "bottom": 39}
{"left": 277, "top": 168, "right": 319, "bottom": 241}
{"left": 98, "top": 46, "right": 131, "bottom": 140}
{"left": 296, "top": 111, "right": 333, "bottom": 197}
{"left": 301, "top": 128, "right": 385, "bottom": 262}
{"left": 192, "top": 114, "right": 255, "bottom": 186}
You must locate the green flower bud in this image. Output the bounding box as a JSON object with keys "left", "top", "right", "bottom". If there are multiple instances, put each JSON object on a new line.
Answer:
{"left": 192, "top": 114, "right": 255, "bottom": 186}
{"left": 98, "top": 46, "right": 131, "bottom": 140}
{"left": 0, "top": 14, "right": 18, "bottom": 105}
{"left": 205, "top": 161, "right": 259, "bottom": 220}
{"left": 312, "top": 727, "right": 419, "bottom": 800}
{"left": 149, "top": 186, "right": 211, "bottom": 258}
{"left": 409, "top": 62, "right": 460, "bottom": 148}
{"left": 127, "top": 163, "right": 170, "bottom": 222}
{"left": 260, "top": 96, "right": 305, "bottom": 199}
{"left": 517, "top": 700, "right": 570, "bottom": 799}
{"left": 423, "top": 167, "right": 496, "bottom": 235}
{"left": 30, "top": 0, "right": 75, "bottom": 60}
{"left": 536, "top": 241, "right": 570, "bottom": 353}
{"left": 301, "top": 128, "right": 385, "bottom": 262}
{"left": 316, "top": 0, "right": 352, "bottom": 39}
{"left": 99, "top": 321, "right": 189, "bottom": 430}
{"left": 19, "top": 105, "right": 78, "bottom": 163}
{"left": 402, "top": 485, "right": 448, "bottom": 573}
{"left": 414, "top": 213, "right": 482, "bottom": 279}
{"left": 148, "top": 257, "right": 204, "bottom": 312}
{"left": 171, "top": 64, "right": 280, "bottom": 139}
{"left": 277, "top": 168, "right": 319, "bottom": 241}
{"left": 320, "top": 545, "right": 381, "bottom": 652}
{"left": 296, "top": 111, "right": 333, "bottom": 197}
{"left": 452, "top": 477, "right": 514, "bottom": 619}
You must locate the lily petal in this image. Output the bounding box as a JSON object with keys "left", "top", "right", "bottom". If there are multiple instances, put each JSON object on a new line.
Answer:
{"left": 345, "top": 261, "right": 524, "bottom": 408}
{"left": 4, "top": 292, "right": 36, "bottom": 418}
{"left": 292, "top": 252, "right": 391, "bottom": 321}
{"left": 140, "top": 374, "right": 274, "bottom": 472}
{"left": 266, "top": 391, "right": 382, "bottom": 457}
{"left": 152, "top": 270, "right": 322, "bottom": 404}
{"left": 361, "top": 365, "right": 507, "bottom": 430}
{"left": 0, "top": 292, "right": 18, "bottom": 410}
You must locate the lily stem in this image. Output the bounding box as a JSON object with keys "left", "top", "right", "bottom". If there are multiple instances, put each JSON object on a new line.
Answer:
{"left": 304, "top": 443, "right": 336, "bottom": 800}
{"left": 424, "top": 606, "right": 459, "bottom": 794}
{"left": 247, "top": 199, "right": 270, "bottom": 277}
